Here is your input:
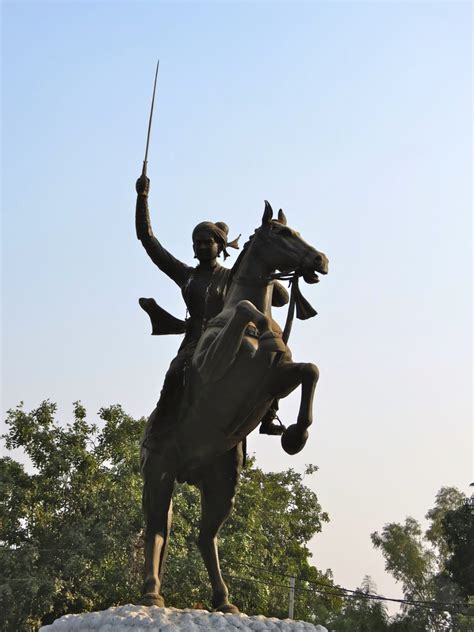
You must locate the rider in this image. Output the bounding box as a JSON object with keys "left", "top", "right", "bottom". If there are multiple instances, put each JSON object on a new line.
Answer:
{"left": 135, "top": 175, "right": 285, "bottom": 451}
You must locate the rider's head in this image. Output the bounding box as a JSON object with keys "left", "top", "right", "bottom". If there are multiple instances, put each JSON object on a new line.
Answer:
{"left": 192, "top": 222, "right": 240, "bottom": 262}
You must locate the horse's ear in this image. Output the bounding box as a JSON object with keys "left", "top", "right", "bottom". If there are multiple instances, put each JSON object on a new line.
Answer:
{"left": 262, "top": 200, "right": 273, "bottom": 225}
{"left": 278, "top": 209, "right": 288, "bottom": 225}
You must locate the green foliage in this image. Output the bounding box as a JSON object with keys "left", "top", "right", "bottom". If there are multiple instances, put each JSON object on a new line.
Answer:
{"left": 1, "top": 401, "right": 144, "bottom": 631}
{"left": 371, "top": 517, "right": 435, "bottom": 600}
{"left": 1, "top": 401, "right": 335, "bottom": 631}
{"left": 425, "top": 488, "right": 466, "bottom": 561}
{"left": 326, "top": 576, "right": 389, "bottom": 632}
{"left": 371, "top": 487, "right": 474, "bottom": 632}
{"left": 442, "top": 503, "right": 474, "bottom": 599}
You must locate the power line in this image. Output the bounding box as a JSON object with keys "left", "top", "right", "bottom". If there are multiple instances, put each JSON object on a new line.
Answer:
{"left": 2, "top": 549, "right": 472, "bottom": 616}
{"left": 223, "top": 573, "right": 473, "bottom": 617}
{"left": 2, "top": 570, "right": 471, "bottom": 617}
{"left": 227, "top": 561, "right": 473, "bottom": 613}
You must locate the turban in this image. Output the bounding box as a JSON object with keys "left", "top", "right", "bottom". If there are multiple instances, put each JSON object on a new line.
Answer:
{"left": 192, "top": 221, "right": 240, "bottom": 259}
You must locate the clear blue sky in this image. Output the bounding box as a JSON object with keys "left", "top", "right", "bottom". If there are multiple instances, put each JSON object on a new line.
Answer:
{"left": 2, "top": 0, "right": 472, "bottom": 611}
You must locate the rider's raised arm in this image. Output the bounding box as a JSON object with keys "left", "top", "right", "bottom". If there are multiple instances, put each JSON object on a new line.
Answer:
{"left": 135, "top": 176, "right": 192, "bottom": 288}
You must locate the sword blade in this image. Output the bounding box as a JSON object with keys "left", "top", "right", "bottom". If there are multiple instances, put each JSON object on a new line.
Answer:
{"left": 142, "top": 59, "right": 160, "bottom": 176}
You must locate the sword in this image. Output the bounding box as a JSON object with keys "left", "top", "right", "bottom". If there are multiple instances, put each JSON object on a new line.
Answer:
{"left": 142, "top": 59, "right": 160, "bottom": 177}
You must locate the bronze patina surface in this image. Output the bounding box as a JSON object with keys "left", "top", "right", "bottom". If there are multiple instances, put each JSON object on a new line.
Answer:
{"left": 135, "top": 176, "right": 328, "bottom": 612}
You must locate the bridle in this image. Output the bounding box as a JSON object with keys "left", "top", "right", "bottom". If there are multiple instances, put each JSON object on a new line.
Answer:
{"left": 229, "top": 226, "right": 319, "bottom": 344}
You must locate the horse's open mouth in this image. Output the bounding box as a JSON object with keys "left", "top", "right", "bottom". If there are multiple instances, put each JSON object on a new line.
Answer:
{"left": 302, "top": 270, "right": 321, "bottom": 284}
{"left": 300, "top": 252, "right": 328, "bottom": 284}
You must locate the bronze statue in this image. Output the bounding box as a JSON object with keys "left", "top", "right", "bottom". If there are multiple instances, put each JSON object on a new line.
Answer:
{"left": 135, "top": 176, "right": 288, "bottom": 442}
{"left": 136, "top": 186, "right": 328, "bottom": 612}
{"left": 135, "top": 63, "right": 329, "bottom": 613}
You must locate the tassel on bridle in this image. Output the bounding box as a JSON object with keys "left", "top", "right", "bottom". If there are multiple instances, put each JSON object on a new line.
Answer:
{"left": 270, "top": 272, "right": 318, "bottom": 344}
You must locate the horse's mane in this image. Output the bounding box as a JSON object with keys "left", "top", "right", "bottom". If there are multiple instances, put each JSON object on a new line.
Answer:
{"left": 226, "top": 231, "right": 257, "bottom": 289}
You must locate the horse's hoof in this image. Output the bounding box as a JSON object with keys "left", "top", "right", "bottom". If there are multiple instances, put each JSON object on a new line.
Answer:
{"left": 281, "top": 424, "right": 309, "bottom": 455}
{"left": 140, "top": 593, "right": 165, "bottom": 607}
{"left": 215, "top": 602, "right": 240, "bottom": 614}
{"left": 259, "top": 331, "right": 287, "bottom": 353}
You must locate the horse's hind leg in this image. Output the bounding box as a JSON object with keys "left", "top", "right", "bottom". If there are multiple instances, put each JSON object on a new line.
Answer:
{"left": 140, "top": 447, "right": 175, "bottom": 607}
{"left": 197, "top": 445, "right": 243, "bottom": 613}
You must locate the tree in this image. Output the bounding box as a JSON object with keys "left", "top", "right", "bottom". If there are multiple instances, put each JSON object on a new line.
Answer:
{"left": 325, "top": 576, "right": 389, "bottom": 632}
{"left": 443, "top": 503, "right": 474, "bottom": 599}
{"left": 1, "top": 401, "right": 337, "bottom": 631}
{"left": 371, "top": 487, "right": 473, "bottom": 632}
{"left": 1, "top": 401, "right": 144, "bottom": 631}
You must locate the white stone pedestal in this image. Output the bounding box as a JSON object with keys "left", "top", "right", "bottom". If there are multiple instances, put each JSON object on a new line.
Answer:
{"left": 39, "top": 604, "right": 328, "bottom": 631}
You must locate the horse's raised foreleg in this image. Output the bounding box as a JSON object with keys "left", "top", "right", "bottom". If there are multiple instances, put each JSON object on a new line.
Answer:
{"left": 196, "top": 300, "right": 286, "bottom": 384}
{"left": 267, "top": 361, "right": 319, "bottom": 455}
{"left": 140, "top": 447, "right": 176, "bottom": 607}
{"left": 197, "top": 445, "right": 243, "bottom": 613}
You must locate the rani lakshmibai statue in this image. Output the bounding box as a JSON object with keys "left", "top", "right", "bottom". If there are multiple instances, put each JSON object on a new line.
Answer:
{"left": 134, "top": 63, "right": 328, "bottom": 612}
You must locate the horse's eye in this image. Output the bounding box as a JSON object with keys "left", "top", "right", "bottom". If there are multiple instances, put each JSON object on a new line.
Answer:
{"left": 278, "top": 226, "right": 293, "bottom": 237}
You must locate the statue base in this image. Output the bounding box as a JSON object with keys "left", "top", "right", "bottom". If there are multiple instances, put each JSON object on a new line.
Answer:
{"left": 39, "top": 604, "right": 328, "bottom": 631}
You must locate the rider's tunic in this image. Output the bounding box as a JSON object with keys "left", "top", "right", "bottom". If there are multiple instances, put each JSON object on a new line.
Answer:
{"left": 136, "top": 195, "right": 230, "bottom": 450}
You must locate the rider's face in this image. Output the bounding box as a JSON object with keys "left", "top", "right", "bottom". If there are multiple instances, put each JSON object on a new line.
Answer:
{"left": 193, "top": 231, "right": 220, "bottom": 262}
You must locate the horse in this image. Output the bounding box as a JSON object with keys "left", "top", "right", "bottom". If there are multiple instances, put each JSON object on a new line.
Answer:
{"left": 140, "top": 201, "right": 329, "bottom": 613}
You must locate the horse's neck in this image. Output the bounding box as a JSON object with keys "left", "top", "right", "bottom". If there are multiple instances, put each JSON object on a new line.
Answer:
{"left": 225, "top": 243, "right": 274, "bottom": 314}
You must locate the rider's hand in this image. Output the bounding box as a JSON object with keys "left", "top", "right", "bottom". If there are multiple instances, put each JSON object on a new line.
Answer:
{"left": 136, "top": 175, "right": 150, "bottom": 196}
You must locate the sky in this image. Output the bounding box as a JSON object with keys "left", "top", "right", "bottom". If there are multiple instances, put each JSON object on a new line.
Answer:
{"left": 1, "top": 0, "right": 472, "bottom": 615}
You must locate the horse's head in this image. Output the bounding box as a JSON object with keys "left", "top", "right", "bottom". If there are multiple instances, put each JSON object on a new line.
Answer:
{"left": 257, "top": 201, "right": 329, "bottom": 282}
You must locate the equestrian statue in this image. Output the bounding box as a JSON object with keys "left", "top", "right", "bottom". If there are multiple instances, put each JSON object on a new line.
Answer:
{"left": 135, "top": 62, "right": 329, "bottom": 613}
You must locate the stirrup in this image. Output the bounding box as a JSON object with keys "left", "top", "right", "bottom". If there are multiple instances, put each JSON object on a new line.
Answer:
{"left": 259, "top": 413, "right": 286, "bottom": 435}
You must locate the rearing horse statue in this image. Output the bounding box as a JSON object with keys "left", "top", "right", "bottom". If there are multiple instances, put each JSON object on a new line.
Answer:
{"left": 140, "top": 202, "right": 329, "bottom": 612}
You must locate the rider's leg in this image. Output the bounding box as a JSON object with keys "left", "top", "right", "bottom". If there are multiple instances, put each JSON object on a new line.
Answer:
{"left": 197, "top": 445, "right": 243, "bottom": 613}
{"left": 155, "top": 353, "right": 186, "bottom": 416}
{"left": 142, "top": 354, "right": 187, "bottom": 451}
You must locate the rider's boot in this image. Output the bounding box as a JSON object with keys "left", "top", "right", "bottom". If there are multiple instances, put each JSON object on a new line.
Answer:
{"left": 259, "top": 401, "right": 285, "bottom": 436}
